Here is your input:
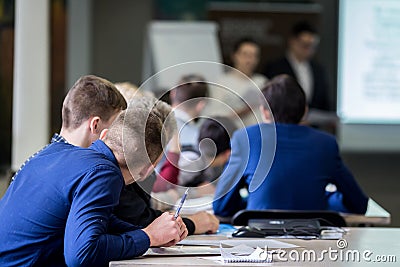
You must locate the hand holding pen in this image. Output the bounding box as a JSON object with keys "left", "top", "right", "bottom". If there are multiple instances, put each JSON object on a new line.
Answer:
{"left": 174, "top": 188, "right": 189, "bottom": 219}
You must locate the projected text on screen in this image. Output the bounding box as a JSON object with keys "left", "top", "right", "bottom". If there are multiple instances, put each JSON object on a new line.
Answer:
{"left": 338, "top": 0, "right": 400, "bottom": 123}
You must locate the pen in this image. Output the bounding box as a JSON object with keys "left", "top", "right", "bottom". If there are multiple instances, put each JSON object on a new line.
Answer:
{"left": 174, "top": 188, "right": 189, "bottom": 219}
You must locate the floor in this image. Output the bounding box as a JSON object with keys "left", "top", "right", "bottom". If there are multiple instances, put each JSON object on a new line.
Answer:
{"left": 342, "top": 152, "right": 400, "bottom": 227}
{"left": 1, "top": 153, "right": 399, "bottom": 227}
{"left": 0, "top": 170, "right": 10, "bottom": 199}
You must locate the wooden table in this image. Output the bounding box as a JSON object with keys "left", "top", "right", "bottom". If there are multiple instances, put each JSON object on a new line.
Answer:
{"left": 110, "top": 227, "right": 400, "bottom": 266}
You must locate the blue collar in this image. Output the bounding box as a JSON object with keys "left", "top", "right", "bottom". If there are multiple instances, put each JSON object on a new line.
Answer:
{"left": 89, "top": 140, "right": 119, "bottom": 167}
{"left": 52, "top": 135, "right": 119, "bottom": 170}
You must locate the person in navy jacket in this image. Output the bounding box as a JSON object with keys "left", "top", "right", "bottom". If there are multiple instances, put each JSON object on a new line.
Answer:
{"left": 213, "top": 74, "right": 368, "bottom": 217}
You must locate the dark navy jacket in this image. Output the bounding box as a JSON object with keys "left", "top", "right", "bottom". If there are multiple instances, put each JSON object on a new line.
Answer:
{"left": 264, "top": 57, "right": 330, "bottom": 110}
{"left": 213, "top": 123, "right": 368, "bottom": 217}
{"left": 0, "top": 140, "right": 149, "bottom": 267}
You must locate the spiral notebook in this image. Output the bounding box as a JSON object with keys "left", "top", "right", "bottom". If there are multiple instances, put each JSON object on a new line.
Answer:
{"left": 219, "top": 244, "right": 273, "bottom": 263}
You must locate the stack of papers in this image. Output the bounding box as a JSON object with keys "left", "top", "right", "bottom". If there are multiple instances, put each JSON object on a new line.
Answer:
{"left": 145, "top": 237, "right": 298, "bottom": 264}
{"left": 177, "top": 238, "right": 299, "bottom": 249}
{"left": 144, "top": 246, "right": 220, "bottom": 256}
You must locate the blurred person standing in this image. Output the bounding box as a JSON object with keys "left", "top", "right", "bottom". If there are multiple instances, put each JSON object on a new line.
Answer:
{"left": 208, "top": 38, "right": 267, "bottom": 126}
{"left": 264, "top": 21, "right": 330, "bottom": 111}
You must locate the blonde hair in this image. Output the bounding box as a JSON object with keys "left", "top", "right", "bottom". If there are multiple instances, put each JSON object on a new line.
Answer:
{"left": 115, "top": 82, "right": 154, "bottom": 101}
{"left": 104, "top": 96, "right": 176, "bottom": 170}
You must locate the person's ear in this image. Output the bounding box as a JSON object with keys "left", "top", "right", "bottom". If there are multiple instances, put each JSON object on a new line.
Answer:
{"left": 196, "top": 100, "right": 207, "bottom": 113}
{"left": 169, "top": 89, "right": 176, "bottom": 103}
{"left": 89, "top": 116, "right": 101, "bottom": 134}
{"left": 231, "top": 52, "right": 237, "bottom": 65}
{"left": 301, "top": 105, "right": 309, "bottom": 123}
{"left": 259, "top": 105, "right": 272, "bottom": 123}
{"left": 99, "top": 129, "right": 108, "bottom": 140}
{"left": 222, "top": 149, "right": 231, "bottom": 163}
{"left": 212, "top": 149, "right": 231, "bottom": 167}
{"left": 139, "top": 164, "right": 154, "bottom": 181}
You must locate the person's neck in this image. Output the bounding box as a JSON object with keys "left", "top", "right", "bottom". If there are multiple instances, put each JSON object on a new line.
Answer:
{"left": 288, "top": 51, "right": 306, "bottom": 64}
{"left": 59, "top": 126, "right": 91, "bottom": 148}
{"left": 234, "top": 68, "right": 253, "bottom": 78}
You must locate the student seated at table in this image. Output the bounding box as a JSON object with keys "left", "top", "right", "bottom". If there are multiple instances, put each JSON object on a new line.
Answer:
{"left": 115, "top": 81, "right": 180, "bottom": 193}
{"left": 150, "top": 116, "right": 237, "bottom": 211}
{"left": 169, "top": 74, "right": 209, "bottom": 186}
{"left": 113, "top": 87, "right": 219, "bottom": 235}
{"left": 191, "top": 116, "right": 238, "bottom": 186}
{"left": 114, "top": 75, "right": 219, "bottom": 235}
{"left": 0, "top": 95, "right": 187, "bottom": 266}
{"left": 154, "top": 116, "right": 237, "bottom": 190}
{"left": 213, "top": 74, "right": 368, "bottom": 217}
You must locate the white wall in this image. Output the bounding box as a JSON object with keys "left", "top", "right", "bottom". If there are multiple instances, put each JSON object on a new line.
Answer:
{"left": 92, "top": 0, "right": 153, "bottom": 84}
{"left": 66, "top": 0, "right": 93, "bottom": 89}
{"left": 12, "top": 0, "right": 50, "bottom": 170}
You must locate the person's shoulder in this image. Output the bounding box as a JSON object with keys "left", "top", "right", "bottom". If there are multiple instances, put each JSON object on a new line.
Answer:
{"left": 264, "top": 57, "right": 292, "bottom": 77}
{"left": 40, "top": 142, "right": 120, "bottom": 177}
{"left": 88, "top": 145, "right": 119, "bottom": 166}
{"left": 237, "top": 124, "right": 255, "bottom": 135}
{"left": 61, "top": 142, "right": 119, "bottom": 171}
{"left": 234, "top": 123, "right": 272, "bottom": 138}
{"left": 307, "top": 126, "right": 335, "bottom": 138}
{"left": 78, "top": 149, "right": 122, "bottom": 183}
{"left": 266, "top": 57, "right": 289, "bottom": 68}
{"left": 271, "top": 56, "right": 288, "bottom": 64}
{"left": 217, "top": 71, "right": 236, "bottom": 82}
{"left": 310, "top": 60, "right": 326, "bottom": 72}
{"left": 39, "top": 141, "right": 80, "bottom": 159}
{"left": 251, "top": 73, "right": 268, "bottom": 85}
{"left": 304, "top": 126, "right": 338, "bottom": 145}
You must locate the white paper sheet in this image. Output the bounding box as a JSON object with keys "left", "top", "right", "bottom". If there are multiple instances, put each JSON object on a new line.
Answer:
{"left": 177, "top": 238, "right": 298, "bottom": 249}
{"left": 144, "top": 246, "right": 220, "bottom": 256}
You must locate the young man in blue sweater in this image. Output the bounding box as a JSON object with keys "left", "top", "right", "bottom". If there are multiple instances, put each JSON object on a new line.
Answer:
{"left": 0, "top": 88, "right": 187, "bottom": 265}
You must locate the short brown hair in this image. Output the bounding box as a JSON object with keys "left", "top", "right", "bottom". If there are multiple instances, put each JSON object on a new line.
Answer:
{"left": 62, "top": 75, "right": 127, "bottom": 129}
{"left": 262, "top": 74, "right": 306, "bottom": 124}
{"left": 171, "top": 74, "right": 208, "bottom": 106}
{"left": 291, "top": 21, "right": 318, "bottom": 37}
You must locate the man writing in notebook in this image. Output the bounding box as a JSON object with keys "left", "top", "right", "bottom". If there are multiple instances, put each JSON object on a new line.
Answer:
{"left": 114, "top": 81, "right": 219, "bottom": 235}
